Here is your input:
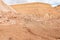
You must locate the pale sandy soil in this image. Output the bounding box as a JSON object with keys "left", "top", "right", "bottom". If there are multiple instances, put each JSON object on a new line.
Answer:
{"left": 0, "top": 2, "right": 60, "bottom": 40}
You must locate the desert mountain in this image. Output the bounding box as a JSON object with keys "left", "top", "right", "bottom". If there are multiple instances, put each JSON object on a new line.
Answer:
{"left": 0, "top": 2, "right": 60, "bottom": 40}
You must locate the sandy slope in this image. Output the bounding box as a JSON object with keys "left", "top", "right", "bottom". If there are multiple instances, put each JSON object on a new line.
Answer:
{"left": 0, "top": 2, "right": 60, "bottom": 40}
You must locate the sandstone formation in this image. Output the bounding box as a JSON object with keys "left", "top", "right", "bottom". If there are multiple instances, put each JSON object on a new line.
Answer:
{"left": 0, "top": 2, "right": 60, "bottom": 40}
{"left": 54, "top": 5, "right": 60, "bottom": 13}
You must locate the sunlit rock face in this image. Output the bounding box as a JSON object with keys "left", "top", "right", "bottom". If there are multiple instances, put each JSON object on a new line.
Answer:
{"left": 3, "top": 0, "right": 60, "bottom": 7}
{"left": 0, "top": 2, "right": 60, "bottom": 40}
{"left": 0, "top": 0, "right": 17, "bottom": 25}
{"left": 54, "top": 5, "right": 60, "bottom": 13}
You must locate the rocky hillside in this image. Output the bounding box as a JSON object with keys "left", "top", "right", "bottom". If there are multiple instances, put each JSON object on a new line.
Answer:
{"left": 0, "top": 2, "right": 60, "bottom": 40}
{"left": 54, "top": 5, "right": 60, "bottom": 13}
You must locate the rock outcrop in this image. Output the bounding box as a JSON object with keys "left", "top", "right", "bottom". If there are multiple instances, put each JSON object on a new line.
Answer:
{"left": 0, "top": 2, "right": 60, "bottom": 40}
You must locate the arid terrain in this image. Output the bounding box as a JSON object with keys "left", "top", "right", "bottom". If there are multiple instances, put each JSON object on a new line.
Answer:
{"left": 54, "top": 5, "right": 60, "bottom": 13}
{"left": 0, "top": 2, "right": 60, "bottom": 40}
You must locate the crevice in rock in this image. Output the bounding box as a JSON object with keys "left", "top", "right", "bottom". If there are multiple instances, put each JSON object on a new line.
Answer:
{"left": 23, "top": 27, "right": 40, "bottom": 36}
{"left": 9, "top": 37, "right": 12, "bottom": 40}
{"left": 55, "top": 37, "right": 60, "bottom": 40}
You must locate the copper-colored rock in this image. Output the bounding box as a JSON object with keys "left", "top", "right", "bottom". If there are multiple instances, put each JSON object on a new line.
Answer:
{"left": 54, "top": 5, "right": 60, "bottom": 13}
{"left": 0, "top": 2, "right": 60, "bottom": 40}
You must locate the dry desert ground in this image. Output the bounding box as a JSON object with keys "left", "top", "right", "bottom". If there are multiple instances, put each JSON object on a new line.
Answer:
{"left": 0, "top": 2, "right": 60, "bottom": 40}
